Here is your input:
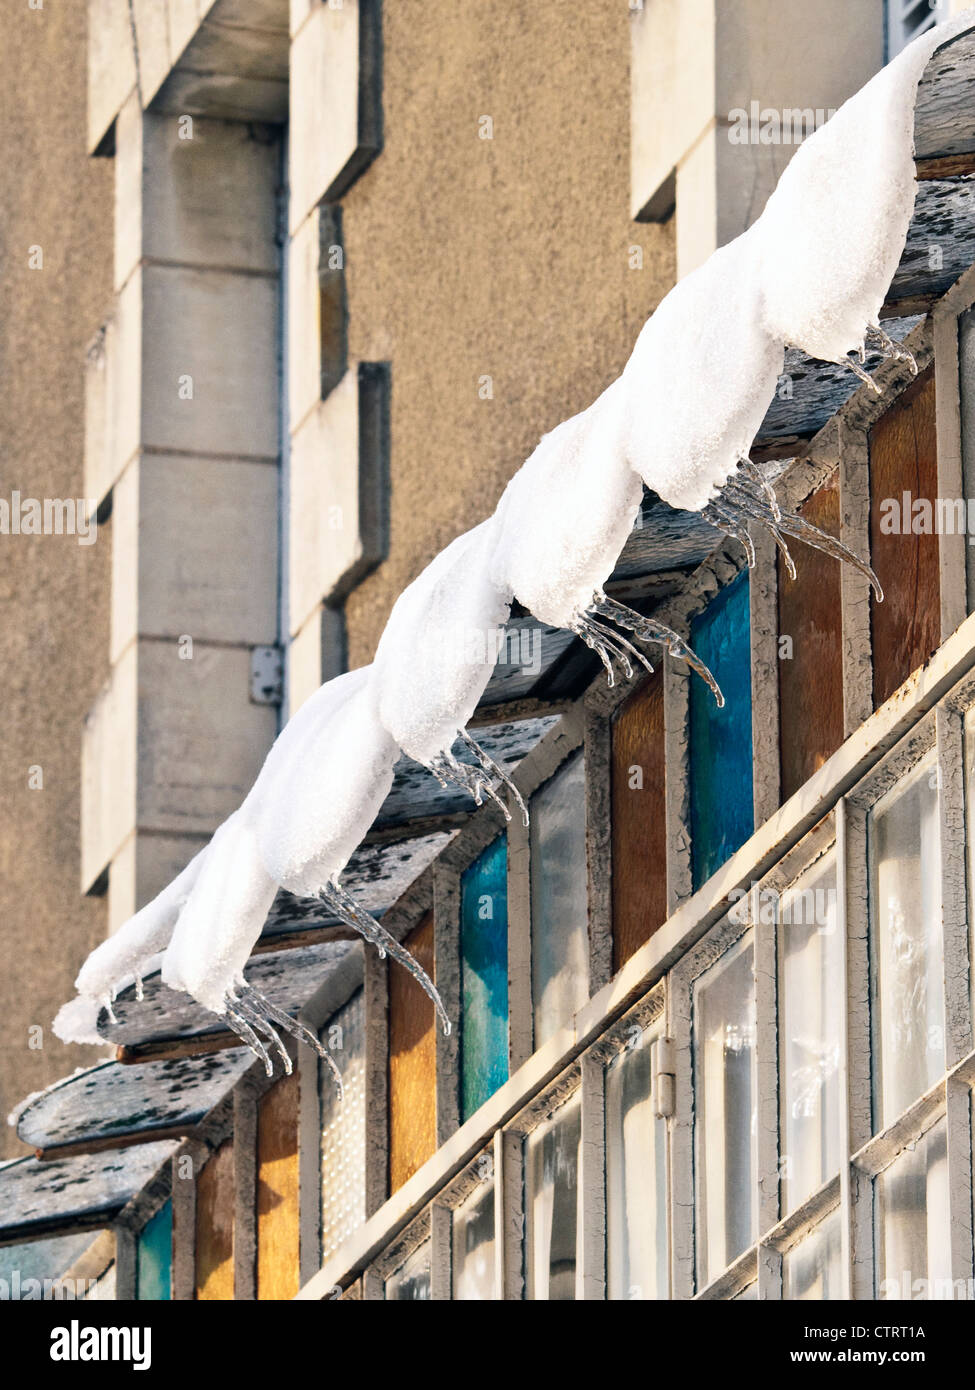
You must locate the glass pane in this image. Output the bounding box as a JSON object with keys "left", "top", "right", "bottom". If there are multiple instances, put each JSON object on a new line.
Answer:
{"left": 869, "top": 756, "right": 945, "bottom": 1127}
{"left": 694, "top": 930, "right": 757, "bottom": 1286}
{"left": 605, "top": 1035, "right": 668, "bottom": 1300}
{"left": 320, "top": 989, "right": 367, "bottom": 1262}
{"left": 690, "top": 570, "right": 754, "bottom": 889}
{"left": 782, "top": 1209, "right": 844, "bottom": 1300}
{"left": 524, "top": 1092, "right": 582, "bottom": 1300}
{"left": 461, "top": 836, "right": 509, "bottom": 1120}
{"left": 385, "top": 1240, "right": 432, "bottom": 1301}
{"left": 876, "top": 1119, "right": 952, "bottom": 1299}
{"left": 0, "top": 1231, "right": 104, "bottom": 1298}
{"left": 778, "top": 853, "right": 843, "bottom": 1212}
{"left": 530, "top": 754, "right": 589, "bottom": 1046}
{"left": 452, "top": 1172, "right": 496, "bottom": 1300}
{"left": 136, "top": 1201, "right": 172, "bottom": 1301}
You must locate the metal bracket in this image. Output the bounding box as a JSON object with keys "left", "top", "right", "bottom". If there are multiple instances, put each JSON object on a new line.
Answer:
{"left": 250, "top": 646, "right": 283, "bottom": 706}
{"left": 651, "top": 1036, "right": 676, "bottom": 1118}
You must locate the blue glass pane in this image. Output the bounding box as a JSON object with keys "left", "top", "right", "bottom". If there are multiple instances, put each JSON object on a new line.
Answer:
{"left": 690, "top": 570, "right": 753, "bottom": 889}
{"left": 460, "top": 836, "right": 509, "bottom": 1120}
{"left": 136, "top": 1201, "right": 172, "bottom": 1301}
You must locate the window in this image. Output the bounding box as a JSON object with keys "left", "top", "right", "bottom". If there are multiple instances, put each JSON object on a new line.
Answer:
{"left": 781, "top": 1209, "right": 843, "bottom": 1300}
{"left": 611, "top": 669, "right": 667, "bottom": 966}
{"left": 689, "top": 570, "right": 754, "bottom": 889}
{"left": 388, "top": 913, "right": 437, "bottom": 1193}
{"left": 777, "top": 475, "right": 844, "bottom": 800}
{"left": 257, "top": 1073, "right": 300, "bottom": 1300}
{"left": 869, "top": 368, "right": 939, "bottom": 708}
{"left": 451, "top": 1166, "right": 496, "bottom": 1300}
{"left": 136, "top": 1201, "right": 172, "bottom": 1301}
{"left": 460, "top": 837, "right": 509, "bottom": 1120}
{"left": 320, "top": 989, "right": 366, "bottom": 1261}
{"left": 195, "top": 1139, "right": 234, "bottom": 1300}
{"left": 385, "top": 1240, "right": 432, "bottom": 1300}
{"left": 868, "top": 754, "right": 945, "bottom": 1128}
{"left": 778, "top": 853, "right": 843, "bottom": 1212}
{"left": 693, "top": 929, "right": 757, "bottom": 1286}
{"left": 875, "top": 1117, "right": 951, "bottom": 1298}
{"left": 605, "top": 1031, "right": 668, "bottom": 1300}
{"left": 887, "top": 0, "right": 939, "bottom": 60}
{"left": 524, "top": 1091, "right": 582, "bottom": 1300}
{"left": 529, "top": 753, "right": 589, "bottom": 1046}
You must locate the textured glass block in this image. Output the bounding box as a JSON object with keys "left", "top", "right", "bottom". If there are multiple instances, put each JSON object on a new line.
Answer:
{"left": 690, "top": 570, "right": 754, "bottom": 889}
{"left": 605, "top": 1035, "right": 668, "bottom": 1300}
{"left": 136, "top": 1201, "right": 172, "bottom": 1301}
{"left": 320, "top": 989, "right": 367, "bottom": 1263}
{"left": 694, "top": 931, "right": 757, "bottom": 1286}
{"left": 778, "top": 853, "right": 843, "bottom": 1212}
{"left": 385, "top": 1240, "right": 432, "bottom": 1300}
{"left": 782, "top": 1209, "right": 843, "bottom": 1300}
{"left": 530, "top": 753, "right": 589, "bottom": 1047}
{"left": 460, "top": 836, "right": 509, "bottom": 1120}
{"left": 876, "top": 1119, "right": 951, "bottom": 1299}
{"left": 452, "top": 1173, "right": 496, "bottom": 1299}
{"left": 524, "top": 1092, "right": 582, "bottom": 1300}
{"left": 869, "top": 756, "right": 945, "bottom": 1128}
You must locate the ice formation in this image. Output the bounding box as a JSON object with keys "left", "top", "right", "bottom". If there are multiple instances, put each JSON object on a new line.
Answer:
{"left": 53, "top": 16, "right": 969, "bottom": 1076}
{"left": 374, "top": 521, "right": 528, "bottom": 820}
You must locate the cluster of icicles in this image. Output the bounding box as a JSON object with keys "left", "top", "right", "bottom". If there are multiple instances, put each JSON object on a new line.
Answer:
{"left": 53, "top": 17, "right": 971, "bottom": 1088}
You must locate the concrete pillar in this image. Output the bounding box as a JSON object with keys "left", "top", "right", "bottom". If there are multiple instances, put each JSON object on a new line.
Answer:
{"left": 631, "top": 0, "right": 886, "bottom": 278}
{"left": 82, "top": 95, "right": 283, "bottom": 931}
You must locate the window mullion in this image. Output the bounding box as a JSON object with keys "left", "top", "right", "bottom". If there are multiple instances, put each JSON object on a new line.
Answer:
{"left": 579, "top": 1052, "right": 607, "bottom": 1299}
{"left": 836, "top": 798, "right": 855, "bottom": 1299}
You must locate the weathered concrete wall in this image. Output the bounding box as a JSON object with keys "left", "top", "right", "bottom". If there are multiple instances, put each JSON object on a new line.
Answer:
{"left": 341, "top": 0, "right": 675, "bottom": 667}
{"left": 0, "top": 3, "right": 114, "bottom": 1156}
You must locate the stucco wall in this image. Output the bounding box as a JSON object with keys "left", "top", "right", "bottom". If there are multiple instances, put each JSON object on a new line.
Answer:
{"left": 342, "top": 0, "right": 675, "bottom": 666}
{"left": 0, "top": 2, "right": 113, "bottom": 1156}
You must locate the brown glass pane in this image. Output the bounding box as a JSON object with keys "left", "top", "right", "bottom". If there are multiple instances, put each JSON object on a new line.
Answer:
{"left": 389, "top": 912, "right": 437, "bottom": 1194}
{"left": 777, "top": 474, "right": 844, "bottom": 801}
{"left": 256, "top": 1072, "right": 300, "bottom": 1301}
{"left": 611, "top": 669, "right": 667, "bottom": 970}
{"left": 870, "top": 368, "right": 940, "bottom": 708}
{"left": 195, "top": 1139, "right": 234, "bottom": 1301}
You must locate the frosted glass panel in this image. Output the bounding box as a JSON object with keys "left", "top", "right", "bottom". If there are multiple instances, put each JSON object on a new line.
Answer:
{"left": 530, "top": 753, "right": 589, "bottom": 1046}
{"left": 136, "top": 1201, "right": 172, "bottom": 1301}
{"left": 524, "top": 1092, "right": 582, "bottom": 1300}
{"left": 385, "top": 1241, "right": 431, "bottom": 1301}
{"left": 689, "top": 570, "right": 753, "bottom": 889}
{"left": 452, "top": 1174, "right": 496, "bottom": 1300}
{"left": 605, "top": 1035, "right": 668, "bottom": 1300}
{"left": 876, "top": 1119, "right": 951, "bottom": 1299}
{"left": 779, "top": 854, "right": 843, "bottom": 1212}
{"left": 320, "top": 990, "right": 367, "bottom": 1262}
{"left": 460, "top": 836, "right": 509, "bottom": 1120}
{"left": 869, "top": 756, "right": 945, "bottom": 1127}
{"left": 694, "top": 931, "right": 757, "bottom": 1286}
{"left": 782, "top": 1209, "right": 843, "bottom": 1300}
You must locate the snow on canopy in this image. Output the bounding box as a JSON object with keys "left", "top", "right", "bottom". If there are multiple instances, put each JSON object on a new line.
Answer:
{"left": 54, "top": 14, "right": 973, "bottom": 1073}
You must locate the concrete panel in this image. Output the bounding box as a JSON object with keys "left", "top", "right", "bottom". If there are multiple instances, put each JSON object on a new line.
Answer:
{"left": 116, "top": 106, "right": 280, "bottom": 287}
{"left": 135, "top": 452, "right": 280, "bottom": 645}
{"left": 288, "top": 606, "right": 324, "bottom": 716}
{"left": 141, "top": 263, "right": 279, "bottom": 458}
{"left": 87, "top": 0, "right": 137, "bottom": 153}
{"left": 630, "top": 0, "right": 716, "bottom": 221}
{"left": 131, "top": 0, "right": 175, "bottom": 107}
{"left": 289, "top": 0, "right": 381, "bottom": 232}
{"left": 288, "top": 207, "right": 325, "bottom": 430}
{"left": 110, "top": 458, "right": 140, "bottom": 665}
{"left": 81, "top": 643, "right": 138, "bottom": 893}
{"left": 135, "top": 639, "right": 276, "bottom": 835}
{"left": 289, "top": 373, "right": 362, "bottom": 633}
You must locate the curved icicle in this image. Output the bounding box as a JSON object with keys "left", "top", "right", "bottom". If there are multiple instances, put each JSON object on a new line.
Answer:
{"left": 590, "top": 594, "right": 724, "bottom": 708}
{"left": 224, "top": 1002, "right": 274, "bottom": 1077}
{"left": 458, "top": 729, "right": 530, "bottom": 827}
{"left": 321, "top": 880, "right": 452, "bottom": 1037}
{"left": 237, "top": 982, "right": 343, "bottom": 1097}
